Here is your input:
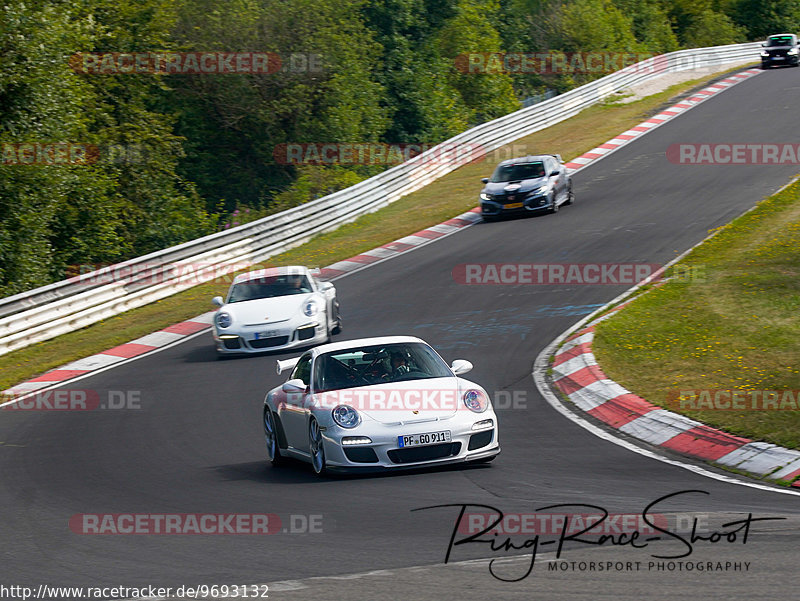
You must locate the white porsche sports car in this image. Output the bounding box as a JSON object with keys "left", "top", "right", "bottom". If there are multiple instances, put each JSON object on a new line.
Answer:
{"left": 262, "top": 336, "right": 500, "bottom": 475}
{"left": 212, "top": 266, "right": 341, "bottom": 355}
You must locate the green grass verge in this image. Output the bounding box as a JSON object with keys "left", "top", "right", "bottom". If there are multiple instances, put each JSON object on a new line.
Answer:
{"left": 592, "top": 177, "right": 800, "bottom": 451}
{"left": 0, "top": 65, "right": 752, "bottom": 393}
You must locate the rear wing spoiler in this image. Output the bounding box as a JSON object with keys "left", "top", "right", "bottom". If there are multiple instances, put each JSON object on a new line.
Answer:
{"left": 550, "top": 153, "right": 563, "bottom": 163}
{"left": 276, "top": 357, "right": 301, "bottom": 375}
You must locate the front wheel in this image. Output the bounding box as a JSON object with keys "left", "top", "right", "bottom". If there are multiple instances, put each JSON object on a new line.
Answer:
{"left": 309, "top": 418, "right": 327, "bottom": 476}
{"left": 549, "top": 195, "right": 559, "bottom": 214}
{"left": 564, "top": 182, "right": 574, "bottom": 206}
{"left": 263, "top": 409, "right": 284, "bottom": 467}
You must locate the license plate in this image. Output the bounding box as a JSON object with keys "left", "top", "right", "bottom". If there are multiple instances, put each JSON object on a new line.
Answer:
{"left": 255, "top": 330, "right": 280, "bottom": 339}
{"left": 505, "top": 202, "right": 524, "bottom": 209}
{"left": 398, "top": 430, "right": 451, "bottom": 448}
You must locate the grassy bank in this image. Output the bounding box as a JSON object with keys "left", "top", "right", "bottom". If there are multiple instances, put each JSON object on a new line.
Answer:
{"left": 593, "top": 178, "right": 800, "bottom": 450}
{"left": 0, "top": 66, "right": 751, "bottom": 393}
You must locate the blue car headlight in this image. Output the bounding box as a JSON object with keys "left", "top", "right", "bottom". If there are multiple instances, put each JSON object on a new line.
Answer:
{"left": 216, "top": 312, "right": 232, "bottom": 328}
{"left": 463, "top": 389, "right": 489, "bottom": 413}
{"left": 480, "top": 192, "right": 492, "bottom": 201}
{"left": 332, "top": 405, "right": 361, "bottom": 428}
{"left": 303, "top": 299, "right": 319, "bottom": 317}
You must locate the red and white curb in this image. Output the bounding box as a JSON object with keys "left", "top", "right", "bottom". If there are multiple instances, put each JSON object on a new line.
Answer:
{"left": 0, "top": 209, "right": 483, "bottom": 405}
{"left": 564, "top": 68, "right": 761, "bottom": 173}
{"left": 548, "top": 305, "right": 800, "bottom": 488}
{"left": 0, "top": 67, "right": 760, "bottom": 406}
{"left": 1, "top": 313, "right": 216, "bottom": 401}
{"left": 316, "top": 208, "right": 482, "bottom": 280}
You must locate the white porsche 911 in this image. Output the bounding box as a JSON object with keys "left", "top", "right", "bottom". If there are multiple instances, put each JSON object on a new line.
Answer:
{"left": 262, "top": 336, "right": 500, "bottom": 475}
{"left": 212, "top": 266, "right": 341, "bottom": 355}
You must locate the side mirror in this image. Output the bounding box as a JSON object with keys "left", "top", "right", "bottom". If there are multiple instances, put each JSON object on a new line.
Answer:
{"left": 550, "top": 169, "right": 560, "bottom": 176}
{"left": 320, "top": 281, "right": 333, "bottom": 291}
{"left": 481, "top": 178, "right": 489, "bottom": 184}
{"left": 451, "top": 359, "right": 473, "bottom": 375}
{"left": 282, "top": 379, "right": 307, "bottom": 393}
{"left": 212, "top": 296, "right": 224, "bottom": 307}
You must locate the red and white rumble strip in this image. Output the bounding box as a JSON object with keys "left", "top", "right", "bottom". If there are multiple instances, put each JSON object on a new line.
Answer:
{"left": 551, "top": 305, "right": 800, "bottom": 488}
{"left": 563, "top": 69, "right": 761, "bottom": 172}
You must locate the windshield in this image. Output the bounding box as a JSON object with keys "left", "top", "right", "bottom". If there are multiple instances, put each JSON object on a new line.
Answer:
{"left": 490, "top": 162, "right": 545, "bottom": 183}
{"left": 227, "top": 274, "right": 312, "bottom": 303}
{"left": 767, "top": 36, "right": 794, "bottom": 47}
{"left": 313, "top": 342, "right": 453, "bottom": 391}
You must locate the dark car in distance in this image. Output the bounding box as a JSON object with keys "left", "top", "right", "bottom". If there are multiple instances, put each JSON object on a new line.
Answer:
{"left": 479, "top": 154, "right": 573, "bottom": 221}
{"left": 760, "top": 34, "right": 800, "bottom": 69}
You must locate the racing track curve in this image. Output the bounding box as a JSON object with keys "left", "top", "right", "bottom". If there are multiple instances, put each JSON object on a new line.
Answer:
{"left": 1, "top": 67, "right": 800, "bottom": 599}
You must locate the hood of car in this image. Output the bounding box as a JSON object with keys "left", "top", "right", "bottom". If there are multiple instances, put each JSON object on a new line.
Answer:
{"left": 313, "top": 377, "right": 471, "bottom": 424}
{"left": 482, "top": 177, "right": 547, "bottom": 196}
{"left": 222, "top": 293, "right": 316, "bottom": 325}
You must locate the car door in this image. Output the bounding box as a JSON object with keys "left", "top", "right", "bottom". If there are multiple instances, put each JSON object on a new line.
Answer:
{"left": 546, "top": 157, "right": 563, "bottom": 203}
{"left": 278, "top": 352, "right": 313, "bottom": 450}
{"left": 314, "top": 277, "right": 337, "bottom": 326}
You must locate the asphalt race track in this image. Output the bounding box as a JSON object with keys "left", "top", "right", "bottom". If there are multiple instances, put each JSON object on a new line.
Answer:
{"left": 2, "top": 67, "right": 800, "bottom": 600}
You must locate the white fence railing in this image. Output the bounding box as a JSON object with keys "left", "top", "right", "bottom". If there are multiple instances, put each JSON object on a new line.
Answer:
{"left": 0, "top": 43, "right": 760, "bottom": 356}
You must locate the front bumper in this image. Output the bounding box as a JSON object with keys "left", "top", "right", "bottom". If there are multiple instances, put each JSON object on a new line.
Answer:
{"left": 213, "top": 320, "right": 328, "bottom": 354}
{"left": 481, "top": 193, "right": 552, "bottom": 217}
{"left": 762, "top": 54, "right": 799, "bottom": 66}
{"left": 319, "top": 416, "right": 500, "bottom": 471}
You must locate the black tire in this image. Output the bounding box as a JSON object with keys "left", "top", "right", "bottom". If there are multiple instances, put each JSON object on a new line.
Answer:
{"left": 263, "top": 409, "right": 284, "bottom": 467}
{"left": 564, "top": 182, "right": 574, "bottom": 206}
{"left": 331, "top": 305, "right": 342, "bottom": 335}
{"left": 309, "top": 418, "right": 327, "bottom": 476}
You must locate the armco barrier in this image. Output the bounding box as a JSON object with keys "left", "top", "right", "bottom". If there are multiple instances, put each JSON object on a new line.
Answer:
{"left": 0, "top": 43, "right": 760, "bottom": 356}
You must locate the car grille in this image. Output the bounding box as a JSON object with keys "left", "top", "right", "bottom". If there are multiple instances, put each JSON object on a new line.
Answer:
{"left": 296, "top": 326, "right": 316, "bottom": 341}
{"left": 343, "top": 447, "right": 379, "bottom": 463}
{"left": 468, "top": 430, "right": 493, "bottom": 450}
{"left": 387, "top": 442, "right": 462, "bottom": 464}
{"left": 222, "top": 338, "right": 242, "bottom": 350}
{"left": 249, "top": 336, "right": 289, "bottom": 349}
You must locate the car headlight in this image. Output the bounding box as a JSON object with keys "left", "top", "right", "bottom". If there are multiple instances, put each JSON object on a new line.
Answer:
{"left": 303, "top": 299, "right": 319, "bottom": 317}
{"left": 332, "top": 405, "right": 361, "bottom": 428}
{"left": 463, "top": 389, "right": 489, "bottom": 413}
{"left": 216, "top": 312, "right": 232, "bottom": 328}
{"left": 480, "top": 192, "right": 492, "bottom": 201}
{"left": 761, "top": 51, "right": 769, "bottom": 57}
{"left": 789, "top": 48, "right": 798, "bottom": 55}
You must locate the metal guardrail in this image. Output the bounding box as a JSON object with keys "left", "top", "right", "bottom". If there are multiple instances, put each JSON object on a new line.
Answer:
{"left": 0, "top": 43, "right": 760, "bottom": 356}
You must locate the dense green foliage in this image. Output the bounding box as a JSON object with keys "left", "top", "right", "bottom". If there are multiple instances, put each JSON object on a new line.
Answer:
{"left": 1, "top": 0, "right": 797, "bottom": 295}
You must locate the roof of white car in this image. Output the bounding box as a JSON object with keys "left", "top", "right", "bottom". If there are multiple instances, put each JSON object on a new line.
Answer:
{"left": 309, "top": 335, "right": 426, "bottom": 356}
{"left": 232, "top": 265, "right": 311, "bottom": 284}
